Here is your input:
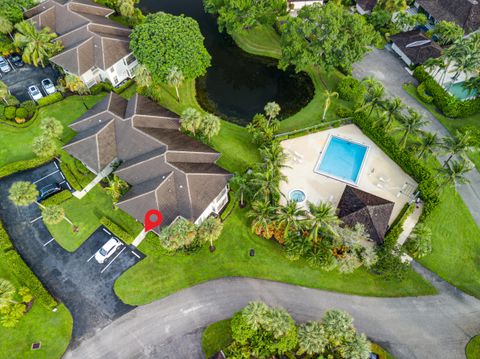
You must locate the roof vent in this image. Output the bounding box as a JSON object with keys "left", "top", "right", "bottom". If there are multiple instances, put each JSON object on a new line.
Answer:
{"left": 406, "top": 40, "right": 431, "bottom": 48}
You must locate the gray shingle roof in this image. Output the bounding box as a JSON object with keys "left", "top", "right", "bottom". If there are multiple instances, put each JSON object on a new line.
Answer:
{"left": 390, "top": 30, "right": 443, "bottom": 65}
{"left": 417, "top": 0, "right": 480, "bottom": 33}
{"left": 64, "top": 93, "right": 232, "bottom": 232}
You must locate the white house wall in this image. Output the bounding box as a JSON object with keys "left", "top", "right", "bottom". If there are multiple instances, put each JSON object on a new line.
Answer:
{"left": 391, "top": 43, "right": 413, "bottom": 67}
{"left": 289, "top": 0, "right": 323, "bottom": 10}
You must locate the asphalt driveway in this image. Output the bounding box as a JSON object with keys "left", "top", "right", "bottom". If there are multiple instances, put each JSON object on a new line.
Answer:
{"left": 0, "top": 162, "right": 144, "bottom": 347}
{"left": 1, "top": 62, "right": 60, "bottom": 102}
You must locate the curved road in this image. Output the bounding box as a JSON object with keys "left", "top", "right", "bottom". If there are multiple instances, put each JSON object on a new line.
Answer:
{"left": 66, "top": 263, "right": 480, "bottom": 359}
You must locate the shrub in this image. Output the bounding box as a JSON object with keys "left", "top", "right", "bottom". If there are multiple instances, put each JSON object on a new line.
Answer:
{"left": 0, "top": 104, "right": 4, "bottom": 120}
{"left": 4, "top": 106, "right": 16, "bottom": 120}
{"left": 0, "top": 157, "right": 52, "bottom": 179}
{"left": 15, "top": 107, "right": 28, "bottom": 120}
{"left": 335, "top": 106, "right": 353, "bottom": 118}
{"left": 384, "top": 204, "right": 414, "bottom": 247}
{"left": 336, "top": 76, "right": 365, "bottom": 103}
{"left": 41, "top": 190, "right": 73, "bottom": 207}
{"left": 37, "top": 92, "right": 63, "bottom": 107}
{"left": 20, "top": 100, "right": 37, "bottom": 117}
{"left": 100, "top": 217, "right": 134, "bottom": 244}
{"left": 58, "top": 162, "right": 81, "bottom": 191}
{"left": 405, "top": 223, "right": 432, "bottom": 258}
{"left": 416, "top": 82, "right": 433, "bottom": 103}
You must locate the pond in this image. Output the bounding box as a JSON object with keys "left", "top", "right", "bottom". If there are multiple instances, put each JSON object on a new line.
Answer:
{"left": 138, "top": 0, "right": 314, "bottom": 126}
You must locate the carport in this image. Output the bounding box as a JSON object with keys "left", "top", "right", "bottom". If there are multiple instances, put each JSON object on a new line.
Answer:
{"left": 0, "top": 162, "right": 144, "bottom": 347}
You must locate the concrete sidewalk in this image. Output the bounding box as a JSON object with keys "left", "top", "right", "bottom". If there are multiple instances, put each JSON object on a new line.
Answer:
{"left": 73, "top": 161, "right": 116, "bottom": 199}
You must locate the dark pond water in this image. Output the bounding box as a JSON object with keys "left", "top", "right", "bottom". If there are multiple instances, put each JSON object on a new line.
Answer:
{"left": 138, "top": 0, "right": 314, "bottom": 125}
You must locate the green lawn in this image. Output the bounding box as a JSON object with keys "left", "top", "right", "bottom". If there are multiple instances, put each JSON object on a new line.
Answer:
{"left": 115, "top": 207, "right": 435, "bottom": 305}
{"left": 201, "top": 319, "right": 232, "bottom": 358}
{"left": 466, "top": 335, "right": 480, "bottom": 359}
{"left": 0, "top": 94, "right": 106, "bottom": 167}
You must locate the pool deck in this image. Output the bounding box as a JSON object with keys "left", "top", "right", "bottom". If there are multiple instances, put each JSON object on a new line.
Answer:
{"left": 280, "top": 124, "right": 417, "bottom": 225}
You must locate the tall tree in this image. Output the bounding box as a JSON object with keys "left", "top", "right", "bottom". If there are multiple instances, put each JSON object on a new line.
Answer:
{"left": 32, "top": 135, "right": 58, "bottom": 158}
{"left": 0, "top": 16, "right": 13, "bottom": 39}
{"left": 158, "top": 218, "right": 197, "bottom": 251}
{"left": 0, "top": 81, "right": 8, "bottom": 105}
{"left": 381, "top": 96, "right": 403, "bottom": 130}
{"left": 13, "top": 21, "right": 62, "bottom": 67}
{"left": 248, "top": 200, "right": 275, "bottom": 238}
{"left": 180, "top": 108, "right": 203, "bottom": 136}
{"left": 8, "top": 181, "right": 38, "bottom": 207}
{"left": 405, "top": 223, "right": 432, "bottom": 259}
{"left": 130, "top": 13, "right": 211, "bottom": 82}
{"left": 259, "top": 141, "right": 288, "bottom": 175}
{"left": 279, "top": 3, "right": 375, "bottom": 72}
{"left": 41, "top": 205, "right": 66, "bottom": 225}
{"left": 306, "top": 202, "right": 340, "bottom": 245}
{"left": 40, "top": 117, "right": 63, "bottom": 139}
{"left": 442, "top": 130, "right": 477, "bottom": 166}
{"left": 230, "top": 172, "right": 251, "bottom": 208}
{"left": 264, "top": 101, "right": 281, "bottom": 121}
{"left": 362, "top": 80, "right": 385, "bottom": 119}
{"left": 432, "top": 20, "right": 464, "bottom": 46}
{"left": 437, "top": 158, "right": 473, "bottom": 188}
{"left": 322, "top": 90, "right": 338, "bottom": 121}
{"left": 166, "top": 67, "right": 184, "bottom": 101}
{"left": 417, "top": 132, "right": 441, "bottom": 160}
{"left": 133, "top": 64, "right": 152, "bottom": 89}
{"left": 251, "top": 167, "right": 286, "bottom": 205}
{"left": 200, "top": 113, "right": 221, "bottom": 141}
{"left": 104, "top": 175, "right": 128, "bottom": 203}
{"left": 275, "top": 200, "right": 306, "bottom": 239}
{"left": 204, "top": 0, "right": 287, "bottom": 35}
{"left": 197, "top": 217, "right": 224, "bottom": 249}
{"left": 396, "top": 108, "right": 427, "bottom": 149}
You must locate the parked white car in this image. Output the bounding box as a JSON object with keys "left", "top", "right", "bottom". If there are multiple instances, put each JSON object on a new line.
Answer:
{"left": 41, "top": 78, "right": 57, "bottom": 95}
{"left": 95, "top": 237, "right": 122, "bottom": 264}
{"left": 0, "top": 56, "right": 11, "bottom": 73}
{"left": 27, "top": 85, "right": 43, "bottom": 102}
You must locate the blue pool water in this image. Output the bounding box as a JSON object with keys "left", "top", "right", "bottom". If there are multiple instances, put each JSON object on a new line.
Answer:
{"left": 289, "top": 189, "right": 306, "bottom": 203}
{"left": 448, "top": 82, "right": 477, "bottom": 100}
{"left": 315, "top": 136, "right": 368, "bottom": 184}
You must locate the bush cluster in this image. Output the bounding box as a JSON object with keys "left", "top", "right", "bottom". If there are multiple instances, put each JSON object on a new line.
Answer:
{"left": 0, "top": 157, "right": 52, "bottom": 179}
{"left": 352, "top": 112, "right": 439, "bottom": 216}
{"left": 59, "top": 162, "right": 81, "bottom": 191}
{"left": 41, "top": 190, "right": 73, "bottom": 207}
{"left": 100, "top": 217, "right": 134, "bottom": 244}
{"left": 0, "top": 220, "right": 56, "bottom": 308}
{"left": 413, "top": 66, "right": 480, "bottom": 118}
{"left": 37, "top": 92, "right": 63, "bottom": 107}
{"left": 0, "top": 100, "right": 38, "bottom": 122}
{"left": 89, "top": 79, "right": 134, "bottom": 96}
{"left": 336, "top": 76, "right": 365, "bottom": 103}
{"left": 4, "top": 106, "right": 16, "bottom": 120}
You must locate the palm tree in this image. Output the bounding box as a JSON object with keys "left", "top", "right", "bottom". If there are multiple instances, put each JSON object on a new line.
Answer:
{"left": 441, "top": 130, "right": 476, "bottom": 166}
{"left": 322, "top": 90, "right": 338, "bottom": 121}
{"left": 230, "top": 172, "right": 251, "bottom": 208}
{"left": 251, "top": 167, "right": 285, "bottom": 205}
{"left": 266, "top": 308, "right": 294, "bottom": 338}
{"left": 275, "top": 200, "right": 307, "bottom": 239}
{"left": 361, "top": 79, "right": 385, "bottom": 118}
{"left": 8, "top": 181, "right": 39, "bottom": 207}
{"left": 381, "top": 96, "right": 404, "bottom": 130}
{"left": 396, "top": 108, "right": 427, "bottom": 149}
{"left": 0, "top": 16, "right": 13, "bottom": 39}
{"left": 297, "top": 321, "right": 326, "bottom": 356}
{"left": 14, "top": 21, "right": 62, "bottom": 67}
{"left": 0, "top": 81, "right": 9, "bottom": 105}
{"left": 201, "top": 113, "right": 221, "bottom": 141}
{"left": 197, "top": 217, "right": 223, "bottom": 249}
{"left": 416, "top": 132, "right": 442, "bottom": 160}
{"left": 32, "top": 135, "right": 58, "bottom": 158}
{"left": 63, "top": 74, "right": 89, "bottom": 95}
{"left": 166, "top": 67, "right": 184, "bottom": 101}
{"left": 248, "top": 200, "right": 275, "bottom": 238}
{"left": 465, "top": 76, "right": 480, "bottom": 97}
{"left": 0, "top": 278, "right": 17, "bottom": 307}
{"left": 437, "top": 158, "right": 473, "bottom": 189}
{"left": 40, "top": 117, "right": 63, "bottom": 139}
{"left": 42, "top": 205, "right": 74, "bottom": 226}
{"left": 133, "top": 64, "right": 152, "bottom": 88}
{"left": 259, "top": 141, "right": 288, "bottom": 174}
{"left": 306, "top": 201, "right": 340, "bottom": 245}
{"left": 105, "top": 175, "right": 128, "bottom": 203}
{"left": 264, "top": 101, "right": 281, "bottom": 121}
{"left": 180, "top": 107, "right": 202, "bottom": 136}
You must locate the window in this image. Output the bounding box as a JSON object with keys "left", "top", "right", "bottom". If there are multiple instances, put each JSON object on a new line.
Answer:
{"left": 125, "top": 54, "right": 136, "bottom": 65}
{"left": 110, "top": 67, "right": 115, "bottom": 73}
{"left": 113, "top": 76, "right": 118, "bottom": 84}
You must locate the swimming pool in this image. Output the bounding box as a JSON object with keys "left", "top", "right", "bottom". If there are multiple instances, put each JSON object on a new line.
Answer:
{"left": 448, "top": 82, "right": 477, "bottom": 101}
{"left": 315, "top": 136, "right": 368, "bottom": 184}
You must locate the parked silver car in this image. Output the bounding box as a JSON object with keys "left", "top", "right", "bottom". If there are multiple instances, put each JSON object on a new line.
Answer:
{"left": 41, "top": 78, "right": 57, "bottom": 95}
{"left": 27, "top": 85, "right": 43, "bottom": 102}
{"left": 0, "top": 56, "right": 11, "bottom": 73}
{"left": 95, "top": 237, "right": 122, "bottom": 264}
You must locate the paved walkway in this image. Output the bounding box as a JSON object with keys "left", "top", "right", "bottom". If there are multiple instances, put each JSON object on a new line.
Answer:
{"left": 353, "top": 49, "right": 480, "bottom": 226}
{"left": 397, "top": 203, "right": 423, "bottom": 246}
{"left": 73, "top": 161, "right": 116, "bottom": 199}
{"left": 131, "top": 230, "right": 147, "bottom": 247}
{"left": 65, "top": 268, "right": 480, "bottom": 359}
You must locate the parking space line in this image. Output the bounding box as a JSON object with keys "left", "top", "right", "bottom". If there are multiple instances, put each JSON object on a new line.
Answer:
{"left": 60, "top": 172, "right": 65, "bottom": 180}
{"left": 33, "top": 170, "right": 59, "bottom": 184}
{"left": 102, "top": 228, "right": 111, "bottom": 235}
{"left": 131, "top": 251, "right": 140, "bottom": 259}
{"left": 59, "top": 180, "right": 66, "bottom": 185}
{"left": 66, "top": 183, "right": 72, "bottom": 190}
{"left": 101, "top": 246, "right": 126, "bottom": 274}
{"left": 30, "top": 216, "right": 42, "bottom": 224}
{"left": 43, "top": 238, "right": 54, "bottom": 247}
{"left": 54, "top": 162, "right": 59, "bottom": 169}
{"left": 87, "top": 252, "right": 96, "bottom": 263}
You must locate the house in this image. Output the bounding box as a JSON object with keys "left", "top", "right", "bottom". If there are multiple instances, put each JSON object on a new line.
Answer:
{"left": 337, "top": 186, "right": 394, "bottom": 244}
{"left": 287, "top": 0, "right": 324, "bottom": 11}
{"left": 390, "top": 30, "right": 443, "bottom": 66}
{"left": 414, "top": 0, "right": 480, "bottom": 34}
{"left": 356, "top": 0, "right": 377, "bottom": 15}
{"left": 24, "top": 0, "right": 137, "bottom": 88}
{"left": 63, "top": 93, "right": 232, "bottom": 232}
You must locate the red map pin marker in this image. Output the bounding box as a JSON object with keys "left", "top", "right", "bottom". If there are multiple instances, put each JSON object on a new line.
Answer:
{"left": 144, "top": 209, "right": 163, "bottom": 232}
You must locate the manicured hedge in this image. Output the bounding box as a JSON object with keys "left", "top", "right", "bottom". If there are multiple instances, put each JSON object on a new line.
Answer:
{"left": 0, "top": 157, "right": 52, "bottom": 179}
{"left": 0, "top": 220, "right": 57, "bottom": 308}
{"left": 20, "top": 100, "right": 37, "bottom": 118}
{"left": 37, "top": 92, "right": 63, "bottom": 107}
{"left": 384, "top": 203, "right": 414, "bottom": 247}
{"left": 4, "top": 106, "right": 16, "bottom": 120}
{"left": 353, "top": 112, "right": 439, "bottom": 216}
{"left": 42, "top": 190, "right": 73, "bottom": 207}
{"left": 59, "top": 161, "right": 82, "bottom": 191}
{"left": 15, "top": 107, "right": 28, "bottom": 119}
{"left": 89, "top": 79, "right": 134, "bottom": 96}
{"left": 100, "top": 216, "right": 134, "bottom": 244}
{"left": 336, "top": 76, "right": 365, "bottom": 103}
{"left": 413, "top": 67, "right": 480, "bottom": 118}
{"left": 416, "top": 82, "right": 433, "bottom": 104}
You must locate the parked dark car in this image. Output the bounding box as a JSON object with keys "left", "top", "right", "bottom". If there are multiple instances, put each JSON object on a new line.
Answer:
{"left": 8, "top": 53, "right": 24, "bottom": 67}
{"left": 38, "top": 183, "right": 62, "bottom": 201}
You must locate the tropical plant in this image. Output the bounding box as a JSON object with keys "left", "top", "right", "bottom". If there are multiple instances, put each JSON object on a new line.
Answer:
{"left": 259, "top": 141, "right": 288, "bottom": 175}
{"left": 246, "top": 113, "right": 279, "bottom": 146}
{"left": 104, "top": 175, "right": 129, "bottom": 203}
{"left": 8, "top": 181, "right": 39, "bottom": 206}
{"left": 296, "top": 321, "right": 326, "bottom": 356}
{"left": 62, "top": 74, "right": 89, "bottom": 94}
{"left": 250, "top": 167, "right": 286, "bottom": 205}
{"left": 166, "top": 67, "right": 184, "bottom": 101}
{"left": 437, "top": 158, "right": 473, "bottom": 189}
{"left": 416, "top": 132, "right": 442, "bottom": 160}
{"left": 264, "top": 101, "right": 281, "bottom": 121}
{"left": 32, "top": 135, "right": 58, "bottom": 158}
{"left": 41, "top": 205, "right": 65, "bottom": 225}
{"left": 180, "top": 107, "right": 203, "bottom": 136}
{"left": 0, "top": 278, "right": 16, "bottom": 308}
{"left": 40, "top": 117, "right": 63, "bottom": 139}
{"left": 0, "top": 16, "right": 13, "bottom": 39}
{"left": 465, "top": 76, "right": 480, "bottom": 96}
{"left": 0, "top": 279, "right": 26, "bottom": 328}
{"left": 374, "top": 0, "right": 406, "bottom": 12}
{"left": 230, "top": 172, "right": 251, "bottom": 207}
{"left": 116, "top": 0, "right": 135, "bottom": 17}
{"left": 197, "top": 217, "right": 223, "bottom": 248}
{"left": 0, "top": 80, "right": 8, "bottom": 104}
{"left": 13, "top": 21, "right": 62, "bottom": 67}
{"left": 442, "top": 130, "right": 477, "bottom": 166}
{"left": 133, "top": 64, "right": 152, "bottom": 88}
{"left": 432, "top": 20, "right": 464, "bottom": 46}
{"left": 158, "top": 218, "right": 197, "bottom": 252}
{"left": 306, "top": 201, "right": 340, "bottom": 245}
{"left": 322, "top": 90, "right": 338, "bottom": 121}
{"left": 248, "top": 200, "right": 275, "bottom": 238}
{"left": 361, "top": 79, "right": 385, "bottom": 118}
{"left": 200, "top": 113, "right": 221, "bottom": 141}
{"left": 392, "top": 12, "right": 427, "bottom": 33}
{"left": 405, "top": 223, "right": 432, "bottom": 258}
{"left": 380, "top": 96, "right": 403, "bottom": 130}
{"left": 275, "top": 200, "right": 307, "bottom": 239}
{"left": 396, "top": 108, "right": 427, "bottom": 149}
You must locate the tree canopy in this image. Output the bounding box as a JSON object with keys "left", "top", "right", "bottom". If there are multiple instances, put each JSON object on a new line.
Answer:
{"left": 130, "top": 12, "right": 211, "bottom": 82}
{"left": 279, "top": 3, "right": 376, "bottom": 72}
{"left": 204, "top": 0, "right": 286, "bottom": 35}
{"left": 0, "top": 0, "right": 35, "bottom": 23}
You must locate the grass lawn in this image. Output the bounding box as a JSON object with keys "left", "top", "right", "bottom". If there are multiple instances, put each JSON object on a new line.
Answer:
{"left": 115, "top": 207, "right": 436, "bottom": 305}
{"left": 403, "top": 84, "right": 480, "bottom": 169}
{"left": 466, "top": 335, "right": 480, "bottom": 359}
{"left": 45, "top": 186, "right": 143, "bottom": 251}
{"left": 0, "top": 254, "right": 72, "bottom": 359}
{"left": 201, "top": 319, "right": 232, "bottom": 358}
{"left": 0, "top": 94, "right": 106, "bottom": 168}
